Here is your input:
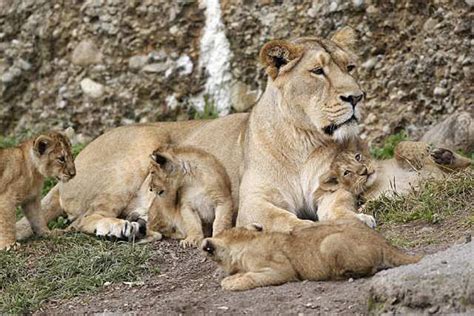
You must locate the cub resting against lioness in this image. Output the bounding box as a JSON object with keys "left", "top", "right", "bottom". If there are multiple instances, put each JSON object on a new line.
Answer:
{"left": 314, "top": 139, "right": 471, "bottom": 223}
{"left": 202, "top": 188, "right": 421, "bottom": 291}
{"left": 0, "top": 132, "right": 76, "bottom": 250}
{"left": 142, "top": 145, "right": 234, "bottom": 247}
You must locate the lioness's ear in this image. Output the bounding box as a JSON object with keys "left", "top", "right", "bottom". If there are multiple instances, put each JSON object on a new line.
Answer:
{"left": 150, "top": 152, "right": 168, "bottom": 167}
{"left": 246, "top": 223, "right": 264, "bottom": 232}
{"left": 259, "top": 40, "right": 303, "bottom": 80}
{"left": 319, "top": 171, "right": 339, "bottom": 192}
{"left": 330, "top": 26, "right": 357, "bottom": 51}
{"left": 33, "top": 135, "right": 53, "bottom": 156}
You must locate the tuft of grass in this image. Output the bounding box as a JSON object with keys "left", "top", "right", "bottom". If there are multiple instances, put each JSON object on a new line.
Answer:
{"left": 0, "top": 234, "right": 157, "bottom": 314}
{"left": 190, "top": 96, "right": 219, "bottom": 120}
{"left": 370, "top": 131, "right": 408, "bottom": 159}
{"left": 365, "top": 171, "right": 473, "bottom": 225}
{"left": 0, "top": 136, "right": 19, "bottom": 149}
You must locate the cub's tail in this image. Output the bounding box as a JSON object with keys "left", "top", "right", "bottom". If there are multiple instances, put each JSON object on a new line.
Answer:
{"left": 383, "top": 244, "right": 423, "bottom": 267}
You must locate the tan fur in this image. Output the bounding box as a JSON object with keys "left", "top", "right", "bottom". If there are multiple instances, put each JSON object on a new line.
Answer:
{"left": 0, "top": 132, "right": 75, "bottom": 249}
{"left": 202, "top": 190, "right": 421, "bottom": 291}
{"left": 147, "top": 146, "right": 234, "bottom": 248}
{"left": 17, "top": 28, "right": 367, "bottom": 240}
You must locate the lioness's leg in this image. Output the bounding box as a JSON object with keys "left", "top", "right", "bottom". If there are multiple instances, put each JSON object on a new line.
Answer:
{"left": 221, "top": 267, "right": 297, "bottom": 291}
{"left": 0, "top": 198, "right": 17, "bottom": 250}
{"left": 179, "top": 205, "right": 204, "bottom": 248}
{"left": 16, "top": 186, "right": 64, "bottom": 240}
{"left": 212, "top": 199, "right": 234, "bottom": 236}
{"left": 22, "top": 197, "right": 50, "bottom": 236}
{"left": 317, "top": 205, "right": 376, "bottom": 229}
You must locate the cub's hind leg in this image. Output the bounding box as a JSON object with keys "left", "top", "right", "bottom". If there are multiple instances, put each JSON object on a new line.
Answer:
{"left": 22, "top": 197, "right": 50, "bottom": 237}
{"left": 212, "top": 199, "right": 234, "bottom": 236}
{"left": 0, "top": 197, "right": 17, "bottom": 250}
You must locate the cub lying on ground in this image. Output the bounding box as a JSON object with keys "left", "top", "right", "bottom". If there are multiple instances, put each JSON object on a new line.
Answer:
{"left": 0, "top": 132, "right": 76, "bottom": 250}
{"left": 147, "top": 145, "right": 235, "bottom": 248}
{"left": 202, "top": 188, "right": 421, "bottom": 291}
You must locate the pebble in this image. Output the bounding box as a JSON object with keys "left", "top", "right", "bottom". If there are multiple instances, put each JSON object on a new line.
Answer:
{"left": 433, "top": 87, "right": 448, "bottom": 97}
{"left": 80, "top": 78, "right": 104, "bottom": 98}
{"left": 142, "top": 63, "right": 168, "bottom": 73}
{"left": 71, "top": 39, "right": 102, "bottom": 66}
{"left": 128, "top": 55, "right": 148, "bottom": 71}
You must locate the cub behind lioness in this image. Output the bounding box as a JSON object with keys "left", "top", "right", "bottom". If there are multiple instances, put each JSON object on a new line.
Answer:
{"left": 202, "top": 188, "right": 421, "bottom": 291}
{"left": 147, "top": 145, "right": 235, "bottom": 248}
{"left": 0, "top": 132, "right": 76, "bottom": 250}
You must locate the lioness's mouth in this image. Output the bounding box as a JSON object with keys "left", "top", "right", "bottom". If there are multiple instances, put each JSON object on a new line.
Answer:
{"left": 323, "top": 115, "right": 358, "bottom": 136}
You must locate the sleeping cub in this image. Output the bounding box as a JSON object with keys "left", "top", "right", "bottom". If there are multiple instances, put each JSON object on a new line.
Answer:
{"left": 148, "top": 145, "right": 234, "bottom": 248}
{"left": 0, "top": 132, "right": 76, "bottom": 250}
{"left": 202, "top": 189, "right": 421, "bottom": 291}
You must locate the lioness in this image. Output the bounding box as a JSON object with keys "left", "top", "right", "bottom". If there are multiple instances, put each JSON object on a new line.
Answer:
{"left": 202, "top": 189, "right": 421, "bottom": 291}
{"left": 17, "top": 27, "right": 366, "bottom": 240}
{"left": 0, "top": 132, "right": 75, "bottom": 250}
{"left": 147, "top": 145, "right": 234, "bottom": 248}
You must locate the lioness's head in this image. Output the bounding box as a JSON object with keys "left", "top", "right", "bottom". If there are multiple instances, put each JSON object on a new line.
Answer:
{"left": 32, "top": 132, "right": 76, "bottom": 182}
{"left": 319, "top": 139, "right": 376, "bottom": 195}
{"left": 260, "top": 27, "right": 364, "bottom": 141}
{"left": 149, "top": 146, "right": 183, "bottom": 197}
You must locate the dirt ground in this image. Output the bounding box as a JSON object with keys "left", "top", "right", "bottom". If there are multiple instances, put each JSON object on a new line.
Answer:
{"left": 36, "top": 212, "right": 472, "bottom": 316}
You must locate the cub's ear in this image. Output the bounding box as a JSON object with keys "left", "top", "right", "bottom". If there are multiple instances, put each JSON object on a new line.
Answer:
{"left": 150, "top": 152, "right": 168, "bottom": 167}
{"left": 33, "top": 135, "right": 53, "bottom": 156}
{"left": 319, "top": 171, "right": 339, "bottom": 192}
{"left": 246, "top": 223, "right": 264, "bottom": 232}
{"left": 201, "top": 238, "right": 216, "bottom": 255}
{"left": 259, "top": 40, "right": 303, "bottom": 80}
{"left": 330, "top": 26, "right": 357, "bottom": 51}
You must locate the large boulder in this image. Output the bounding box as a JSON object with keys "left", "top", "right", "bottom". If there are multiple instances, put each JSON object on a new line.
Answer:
{"left": 369, "top": 241, "right": 473, "bottom": 314}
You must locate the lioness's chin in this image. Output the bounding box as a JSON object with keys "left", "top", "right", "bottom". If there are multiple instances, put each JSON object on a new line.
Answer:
{"left": 332, "top": 123, "right": 359, "bottom": 142}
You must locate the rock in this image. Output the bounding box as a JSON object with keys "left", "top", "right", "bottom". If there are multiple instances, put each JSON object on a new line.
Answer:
{"left": 142, "top": 63, "right": 168, "bottom": 74}
{"left": 433, "top": 86, "right": 448, "bottom": 97}
{"left": 465, "top": 0, "right": 474, "bottom": 6}
{"left": 352, "top": 0, "right": 364, "bottom": 8}
{"left": 175, "top": 55, "right": 193, "bottom": 76}
{"left": 80, "top": 78, "right": 104, "bottom": 99}
{"left": 362, "top": 57, "right": 378, "bottom": 71}
{"left": 71, "top": 40, "right": 102, "bottom": 66}
{"left": 128, "top": 55, "right": 148, "bottom": 71}
{"left": 421, "top": 111, "right": 474, "bottom": 153}
{"left": 369, "top": 242, "right": 473, "bottom": 314}
{"left": 230, "top": 81, "right": 259, "bottom": 112}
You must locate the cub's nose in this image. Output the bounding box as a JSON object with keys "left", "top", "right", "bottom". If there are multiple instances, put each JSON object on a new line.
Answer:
{"left": 340, "top": 93, "right": 364, "bottom": 108}
{"left": 68, "top": 169, "right": 76, "bottom": 178}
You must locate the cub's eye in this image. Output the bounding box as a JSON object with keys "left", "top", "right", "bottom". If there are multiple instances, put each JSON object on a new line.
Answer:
{"left": 355, "top": 153, "right": 362, "bottom": 161}
{"left": 57, "top": 156, "right": 65, "bottom": 163}
{"left": 347, "top": 65, "right": 356, "bottom": 72}
{"left": 311, "top": 67, "right": 325, "bottom": 75}
{"left": 343, "top": 170, "right": 351, "bottom": 176}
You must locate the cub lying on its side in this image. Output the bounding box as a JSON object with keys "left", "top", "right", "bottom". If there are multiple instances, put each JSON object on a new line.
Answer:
{"left": 0, "top": 132, "right": 76, "bottom": 250}
{"left": 202, "top": 189, "right": 421, "bottom": 291}
{"left": 148, "top": 145, "right": 234, "bottom": 248}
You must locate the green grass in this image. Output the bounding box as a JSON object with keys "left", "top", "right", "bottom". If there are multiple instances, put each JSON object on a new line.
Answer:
{"left": 0, "top": 234, "right": 157, "bottom": 314}
{"left": 370, "top": 131, "right": 408, "bottom": 159}
{"left": 365, "top": 171, "right": 473, "bottom": 225}
{"left": 189, "top": 96, "right": 219, "bottom": 120}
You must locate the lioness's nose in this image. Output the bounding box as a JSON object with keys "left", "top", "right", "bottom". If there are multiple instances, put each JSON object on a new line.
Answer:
{"left": 340, "top": 93, "right": 364, "bottom": 108}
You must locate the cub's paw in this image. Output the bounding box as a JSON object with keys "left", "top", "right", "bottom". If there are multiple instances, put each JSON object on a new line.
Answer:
{"left": 430, "top": 148, "right": 454, "bottom": 165}
{"left": 0, "top": 242, "right": 20, "bottom": 251}
{"left": 136, "top": 231, "right": 163, "bottom": 245}
{"left": 356, "top": 213, "right": 377, "bottom": 229}
{"left": 221, "top": 275, "right": 254, "bottom": 291}
{"left": 180, "top": 235, "right": 203, "bottom": 248}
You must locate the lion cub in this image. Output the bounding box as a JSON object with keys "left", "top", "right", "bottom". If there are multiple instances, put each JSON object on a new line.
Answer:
{"left": 148, "top": 145, "right": 234, "bottom": 248}
{"left": 202, "top": 189, "right": 421, "bottom": 291}
{"left": 0, "top": 132, "right": 76, "bottom": 250}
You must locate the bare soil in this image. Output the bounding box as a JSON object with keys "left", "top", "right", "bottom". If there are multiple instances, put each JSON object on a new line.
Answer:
{"left": 36, "top": 214, "right": 472, "bottom": 316}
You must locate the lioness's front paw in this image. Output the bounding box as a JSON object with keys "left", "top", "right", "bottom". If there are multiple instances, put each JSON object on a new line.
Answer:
{"left": 180, "top": 235, "right": 203, "bottom": 248}
{"left": 356, "top": 213, "right": 376, "bottom": 229}
{"left": 0, "top": 241, "right": 20, "bottom": 251}
{"left": 95, "top": 219, "right": 144, "bottom": 242}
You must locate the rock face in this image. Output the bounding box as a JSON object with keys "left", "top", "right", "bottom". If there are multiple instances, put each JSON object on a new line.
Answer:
{"left": 0, "top": 0, "right": 472, "bottom": 144}
{"left": 421, "top": 111, "right": 474, "bottom": 153}
{"left": 369, "top": 241, "right": 474, "bottom": 314}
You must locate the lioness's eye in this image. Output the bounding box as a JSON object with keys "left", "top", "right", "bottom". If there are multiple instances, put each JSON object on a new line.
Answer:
{"left": 343, "top": 170, "right": 351, "bottom": 176}
{"left": 57, "top": 156, "right": 65, "bottom": 163}
{"left": 347, "top": 65, "right": 355, "bottom": 72}
{"left": 355, "top": 153, "right": 361, "bottom": 161}
{"left": 311, "top": 67, "right": 325, "bottom": 75}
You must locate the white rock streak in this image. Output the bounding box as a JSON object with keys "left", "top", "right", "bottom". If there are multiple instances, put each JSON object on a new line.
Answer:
{"left": 193, "top": 0, "right": 233, "bottom": 114}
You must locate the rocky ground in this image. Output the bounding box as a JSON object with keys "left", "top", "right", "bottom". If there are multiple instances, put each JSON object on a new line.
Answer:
{"left": 35, "top": 209, "right": 473, "bottom": 315}
{"left": 1, "top": 0, "right": 472, "bottom": 144}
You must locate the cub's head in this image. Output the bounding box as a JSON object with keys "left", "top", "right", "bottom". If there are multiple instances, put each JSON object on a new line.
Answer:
{"left": 149, "top": 146, "right": 183, "bottom": 197}
{"left": 319, "top": 140, "right": 376, "bottom": 195}
{"left": 32, "top": 132, "right": 76, "bottom": 182}
{"left": 260, "top": 27, "right": 364, "bottom": 141}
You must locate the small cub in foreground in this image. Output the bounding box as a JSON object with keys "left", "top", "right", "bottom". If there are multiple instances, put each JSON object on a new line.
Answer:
{"left": 148, "top": 145, "right": 234, "bottom": 248}
{"left": 202, "top": 189, "right": 421, "bottom": 291}
{"left": 0, "top": 132, "right": 76, "bottom": 250}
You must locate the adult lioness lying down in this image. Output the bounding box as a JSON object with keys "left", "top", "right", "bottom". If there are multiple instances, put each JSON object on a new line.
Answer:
{"left": 17, "top": 27, "right": 365, "bottom": 240}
